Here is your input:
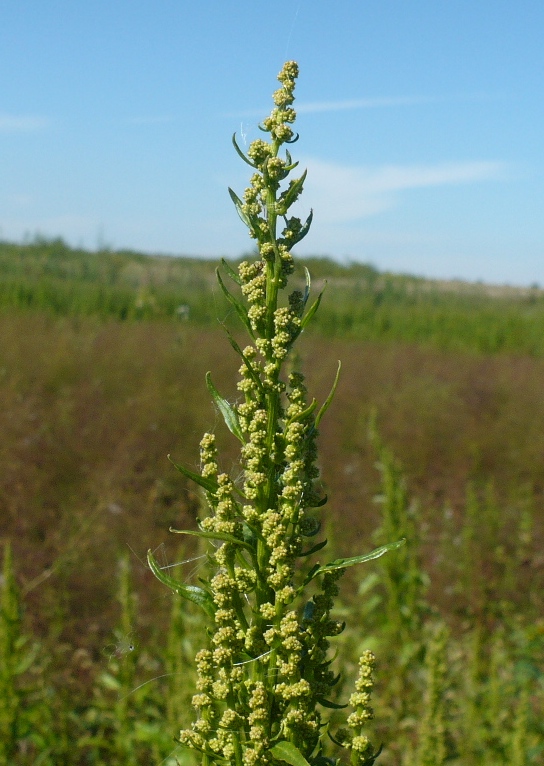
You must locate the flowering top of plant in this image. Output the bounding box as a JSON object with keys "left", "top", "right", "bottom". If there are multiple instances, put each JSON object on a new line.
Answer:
{"left": 149, "top": 61, "right": 403, "bottom": 766}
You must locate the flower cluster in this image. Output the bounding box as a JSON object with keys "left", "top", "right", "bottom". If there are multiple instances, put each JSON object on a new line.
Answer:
{"left": 336, "top": 650, "right": 378, "bottom": 765}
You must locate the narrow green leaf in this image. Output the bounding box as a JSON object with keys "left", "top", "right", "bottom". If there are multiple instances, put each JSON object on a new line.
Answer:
{"left": 301, "top": 562, "right": 321, "bottom": 587}
{"left": 327, "top": 728, "right": 346, "bottom": 748}
{"left": 147, "top": 550, "right": 215, "bottom": 617}
{"left": 315, "top": 361, "right": 341, "bottom": 428}
{"left": 225, "top": 330, "right": 264, "bottom": 393}
{"left": 221, "top": 258, "right": 242, "bottom": 286}
{"left": 300, "top": 286, "right": 324, "bottom": 330}
{"left": 279, "top": 169, "right": 307, "bottom": 211}
{"left": 313, "top": 495, "right": 328, "bottom": 508}
{"left": 169, "top": 527, "right": 253, "bottom": 552}
{"left": 231, "top": 133, "right": 257, "bottom": 168}
{"left": 216, "top": 268, "right": 254, "bottom": 337}
{"left": 284, "top": 160, "right": 300, "bottom": 172}
{"left": 206, "top": 372, "right": 244, "bottom": 443}
{"left": 228, "top": 187, "right": 253, "bottom": 229}
{"left": 303, "top": 266, "right": 311, "bottom": 306}
{"left": 317, "top": 697, "right": 348, "bottom": 709}
{"left": 316, "top": 539, "right": 406, "bottom": 574}
{"left": 269, "top": 741, "right": 311, "bottom": 766}
{"left": 167, "top": 454, "right": 218, "bottom": 494}
{"left": 286, "top": 397, "right": 317, "bottom": 425}
{"left": 299, "top": 539, "right": 327, "bottom": 557}
{"left": 291, "top": 209, "right": 313, "bottom": 246}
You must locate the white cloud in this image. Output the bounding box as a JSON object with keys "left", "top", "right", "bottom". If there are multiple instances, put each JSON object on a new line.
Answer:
{"left": 0, "top": 114, "right": 51, "bottom": 132}
{"left": 296, "top": 93, "right": 501, "bottom": 115}
{"left": 236, "top": 92, "right": 500, "bottom": 119}
{"left": 300, "top": 157, "right": 505, "bottom": 223}
{"left": 296, "top": 96, "right": 431, "bottom": 114}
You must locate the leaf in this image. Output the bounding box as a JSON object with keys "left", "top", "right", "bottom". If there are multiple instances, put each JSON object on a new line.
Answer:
{"left": 147, "top": 549, "right": 215, "bottom": 617}
{"left": 315, "top": 361, "right": 341, "bottom": 429}
{"left": 316, "top": 539, "right": 406, "bottom": 575}
{"left": 299, "top": 539, "right": 327, "bottom": 557}
{"left": 286, "top": 131, "right": 300, "bottom": 144}
{"left": 169, "top": 527, "right": 253, "bottom": 552}
{"left": 225, "top": 330, "right": 264, "bottom": 393}
{"left": 300, "top": 285, "right": 324, "bottom": 330}
{"left": 221, "top": 258, "right": 242, "bottom": 286}
{"left": 313, "top": 495, "right": 328, "bottom": 508}
{"left": 303, "top": 266, "right": 311, "bottom": 306}
{"left": 301, "top": 562, "right": 321, "bottom": 587}
{"left": 316, "top": 697, "right": 348, "bottom": 709}
{"left": 228, "top": 187, "right": 252, "bottom": 228}
{"left": 269, "top": 741, "right": 311, "bottom": 766}
{"left": 231, "top": 133, "right": 257, "bottom": 168}
{"left": 278, "top": 169, "right": 307, "bottom": 212}
{"left": 216, "top": 268, "right": 254, "bottom": 337}
{"left": 290, "top": 209, "right": 313, "bottom": 246}
{"left": 167, "top": 454, "right": 218, "bottom": 494}
{"left": 206, "top": 372, "right": 244, "bottom": 443}
{"left": 286, "top": 398, "right": 317, "bottom": 425}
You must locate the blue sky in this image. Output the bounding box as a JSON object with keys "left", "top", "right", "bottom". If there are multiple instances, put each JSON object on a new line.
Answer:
{"left": 1, "top": 1, "right": 543, "bottom": 285}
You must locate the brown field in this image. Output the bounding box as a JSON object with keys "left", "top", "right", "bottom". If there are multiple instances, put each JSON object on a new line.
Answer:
{"left": 1, "top": 312, "right": 542, "bottom": 653}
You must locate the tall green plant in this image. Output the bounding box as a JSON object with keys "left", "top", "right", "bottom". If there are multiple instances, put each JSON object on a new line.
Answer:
{"left": 368, "top": 421, "right": 429, "bottom": 645}
{"left": 0, "top": 542, "right": 22, "bottom": 764}
{"left": 413, "top": 623, "right": 449, "bottom": 766}
{"left": 0, "top": 542, "right": 50, "bottom": 765}
{"left": 149, "top": 62, "right": 403, "bottom": 766}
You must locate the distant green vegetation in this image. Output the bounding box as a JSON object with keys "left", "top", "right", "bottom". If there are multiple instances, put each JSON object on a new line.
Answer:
{"left": 2, "top": 237, "right": 544, "bottom": 355}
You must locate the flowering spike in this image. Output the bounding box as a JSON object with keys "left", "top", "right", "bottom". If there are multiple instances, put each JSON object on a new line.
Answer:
{"left": 150, "top": 61, "right": 402, "bottom": 766}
